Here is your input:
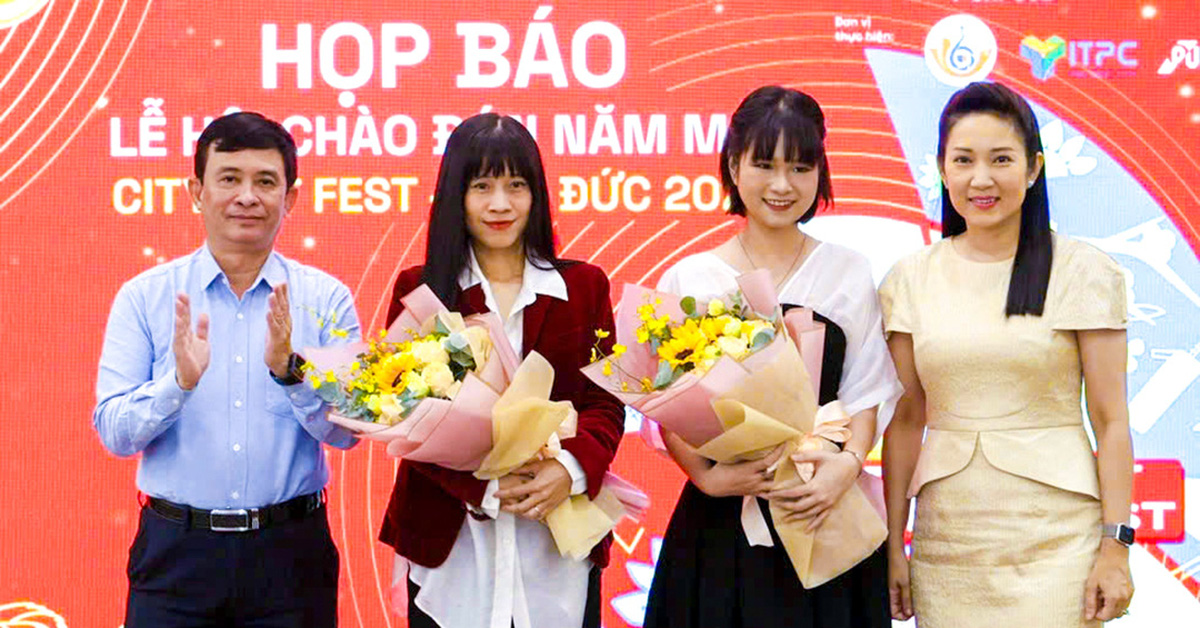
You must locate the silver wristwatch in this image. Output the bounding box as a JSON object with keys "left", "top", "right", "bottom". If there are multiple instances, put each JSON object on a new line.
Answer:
{"left": 1101, "top": 523, "right": 1136, "bottom": 547}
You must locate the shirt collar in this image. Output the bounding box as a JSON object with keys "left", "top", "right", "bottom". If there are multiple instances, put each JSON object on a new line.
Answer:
{"left": 196, "top": 243, "right": 288, "bottom": 292}
{"left": 458, "top": 248, "right": 568, "bottom": 304}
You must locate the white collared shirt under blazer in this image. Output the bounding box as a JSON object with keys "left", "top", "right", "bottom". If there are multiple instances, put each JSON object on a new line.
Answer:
{"left": 878, "top": 233, "right": 1127, "bottom": 628}
{"left": 407, "top": 250, "right": 590, "bottom": 628}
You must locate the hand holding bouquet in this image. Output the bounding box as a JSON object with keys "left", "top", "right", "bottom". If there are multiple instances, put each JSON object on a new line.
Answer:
{"left": 583, "top": 269, "right": 885, "bottom": 588}
{"left": 306, "top": 284, "right": 647, "bottom": 560}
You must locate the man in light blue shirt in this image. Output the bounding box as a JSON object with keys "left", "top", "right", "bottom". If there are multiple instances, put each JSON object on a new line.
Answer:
{"left": 93, "top": 111, "right": 360, "bottom": 627}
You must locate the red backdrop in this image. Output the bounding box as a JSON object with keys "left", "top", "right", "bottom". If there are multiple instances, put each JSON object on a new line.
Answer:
{"left": 1, "top": 1, "right": 1198, "bottom": 626}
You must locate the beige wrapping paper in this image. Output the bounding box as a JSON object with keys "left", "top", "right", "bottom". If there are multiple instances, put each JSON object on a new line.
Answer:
{"left": 697, "top": 333, "right": 888, "bottom": 589}
{"left": 475, "top": 352, "right": 577, "bottom": 480}
{"left": 475, "top": 351, "right": 645, "bottom": 560}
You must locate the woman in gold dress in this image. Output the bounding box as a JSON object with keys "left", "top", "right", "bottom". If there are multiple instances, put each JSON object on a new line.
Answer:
{"left": 879, "top": 82, "right": 1135, "bottom": 627}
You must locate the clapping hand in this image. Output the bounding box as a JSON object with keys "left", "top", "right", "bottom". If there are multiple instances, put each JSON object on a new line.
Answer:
{"left": 265, "top": 283, "right": 293, "bottom": 378}
{"left": 173, "top": 293, "right": 210, "bottom": 390}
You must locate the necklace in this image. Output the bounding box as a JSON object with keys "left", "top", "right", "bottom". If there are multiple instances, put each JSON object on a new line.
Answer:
{"left": 737, "top": 231, "right": 808, "bottom": 290}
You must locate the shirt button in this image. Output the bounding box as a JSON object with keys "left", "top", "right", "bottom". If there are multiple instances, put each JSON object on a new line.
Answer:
{"left": 233, "top": 443, "right": 242, "bottom": 452}
{"left": 231, "top": 491, "right": 240, "bottom": 500}
{"left": 290, "top": 392, "right": 300, "bottom": 400}
{"left": 234, "top": 355, "right": 244, "bottom": 363}
{"left": 234, "top": 400, "right": 243, "bottom": 408}
{"left": 236, "top": 313, "right": 244, "bottom": 320}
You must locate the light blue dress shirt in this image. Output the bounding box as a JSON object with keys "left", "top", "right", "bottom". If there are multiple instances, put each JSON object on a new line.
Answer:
{"left": 93, "top": 245, "right": 361, "bottom": 510}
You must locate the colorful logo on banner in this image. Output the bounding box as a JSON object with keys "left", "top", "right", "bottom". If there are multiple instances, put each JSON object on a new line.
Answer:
{"left": 0, "top": 0, "right": 51, "bottom": 29}
{"left": 923, "top": 14, "right": 997, "bottom": 87}
{"left": 1020, "top": 35, "right": 1068, "bottom": 80}
{"left": 1159, "top": 40, "right": 1200, "bottom": 75}
{"left": 1021, "top": 35, "right": 1139, "bottom": 80}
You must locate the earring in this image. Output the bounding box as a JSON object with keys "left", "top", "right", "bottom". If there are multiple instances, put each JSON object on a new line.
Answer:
{"left": 1027, "top": 179, "right": 1035, "bottom": 189}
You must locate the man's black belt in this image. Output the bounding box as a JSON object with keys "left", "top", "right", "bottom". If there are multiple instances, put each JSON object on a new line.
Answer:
{"left": 146, "top": 491, "right": 324, "bottom": 532}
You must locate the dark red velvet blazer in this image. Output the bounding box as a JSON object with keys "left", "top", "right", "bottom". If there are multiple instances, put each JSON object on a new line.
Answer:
{"left": 377, "top": 261, "right": 624, "bottom": 568}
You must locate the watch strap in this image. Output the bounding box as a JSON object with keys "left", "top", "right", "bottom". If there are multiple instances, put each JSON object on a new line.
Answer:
{"left": 1101, "top": 523, "right": 1135, "bottom": 546}
{"left": 270, "top": 352, "right": 306, "bottom": 386}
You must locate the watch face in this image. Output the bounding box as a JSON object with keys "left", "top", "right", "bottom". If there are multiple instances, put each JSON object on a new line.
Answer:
{"left": 1118, "top": 525, "right": 1136, "bottom": 545}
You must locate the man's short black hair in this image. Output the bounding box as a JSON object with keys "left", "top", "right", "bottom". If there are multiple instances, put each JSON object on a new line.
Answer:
{"left": 194, "top": 112, "right": 297, "bottom": 189}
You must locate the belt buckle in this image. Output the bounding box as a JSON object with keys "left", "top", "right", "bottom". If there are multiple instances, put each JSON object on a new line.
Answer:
{"left": 209, "top": 508, "right": 259, "bottom": 532}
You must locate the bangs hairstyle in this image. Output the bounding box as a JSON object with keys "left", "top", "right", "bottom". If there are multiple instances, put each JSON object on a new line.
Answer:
{"left": 194, "top": 111, "right": 297, "bottom": 189}
{"left": 937, "top": 81, "right": 1051, "bottom": 317}
{"left": 420, "top": 113, "right": 569, "bottom": 307}
{"left": 720, "top": 85, "right": 833, "bottom": 223}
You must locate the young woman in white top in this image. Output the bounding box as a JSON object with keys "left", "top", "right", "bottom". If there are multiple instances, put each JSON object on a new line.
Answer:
{"left": 643, "top": 86, "right": 902, "bottom": 628}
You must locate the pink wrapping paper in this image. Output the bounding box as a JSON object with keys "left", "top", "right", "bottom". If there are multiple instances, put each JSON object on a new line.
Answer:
{"left": 313, "top": 283, "right": 648, "bottom": 565}
{"left": 584, "top": 269, "right": 887, "bottom": 587}
{"left": 309, "top": 284, "right": 519, "bottom": 470}
{"left": 584, "top": 269, "right": 827, "bottom": 451}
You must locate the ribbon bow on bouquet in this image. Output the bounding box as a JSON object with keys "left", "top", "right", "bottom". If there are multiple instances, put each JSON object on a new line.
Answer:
{"left": 584, "top": 269, "right": 886, "bottom": 588}
{"left": 700, "top": 391, "right": 887, "bottom": 588}
{"left": 792, "top": 404, "right": 854, "bottom": 483}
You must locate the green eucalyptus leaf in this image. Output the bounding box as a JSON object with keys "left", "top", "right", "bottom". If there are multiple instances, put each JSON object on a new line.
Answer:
{"left": 314, "top": 381, "right": 342, "bottom": 403}
{"left": 652, "top": 360, "right": 674, "bottom": 389}
{"left": 750, "top": 328, "right": 775, "bottom": 351}
{"left": 445, "top": 332, "right": 469, "bottom": 352}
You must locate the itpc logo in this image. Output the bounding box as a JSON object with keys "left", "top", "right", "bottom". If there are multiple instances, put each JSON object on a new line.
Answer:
{"left": 924, "top": 14, "right": 998, "bottom": 87}
{"left": 1158, "top": 40, "right": 1199, "bottom": 75}
{"left": 1020, "top": 36, "right": 1138, "bottom": 80}
{"left": 1021, "top": 35, "right": 1067, "bottom": 80}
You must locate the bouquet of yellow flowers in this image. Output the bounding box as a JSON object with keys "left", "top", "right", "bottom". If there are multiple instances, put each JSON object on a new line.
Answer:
{"left": 583, "top": 269, "right": 885, "bottom": 589}
{"left": 306, "top": 284, "right": 648, "bottom": 562}
{"left": 307, "top": 319, "right": 492, "bottom": 427}
{"left": 606, "top": 290, "right": 780, "bottom": 392}
{"left": 302, "top": 285, "right": 518, "bottom": 470}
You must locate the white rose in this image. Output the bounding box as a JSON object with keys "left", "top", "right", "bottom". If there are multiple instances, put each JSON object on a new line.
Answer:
{"left": 716, "top": 335, "right": 749, "bottom": 360}
{"left": 421, "top": 362, "right": 456, "bottom": 397}
{"left": 410, "top": 339, "right": 450, "bottom": 366}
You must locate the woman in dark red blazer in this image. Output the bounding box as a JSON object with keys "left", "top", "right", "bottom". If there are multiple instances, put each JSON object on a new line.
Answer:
{"left": 380, "top": 113, "right": 624, "bottom": 628}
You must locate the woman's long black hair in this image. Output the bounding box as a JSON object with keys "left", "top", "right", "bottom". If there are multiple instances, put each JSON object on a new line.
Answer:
{"left": 938, "top": 81, "right": 1052, "bottom": 317}
{"left": 420, "top": 113, "right": 569, "bottom": 307}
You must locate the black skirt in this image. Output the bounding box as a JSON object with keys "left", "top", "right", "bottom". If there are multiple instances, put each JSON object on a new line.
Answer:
{"left": 643, "top": 483, "right": 889, "bottom": 628}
